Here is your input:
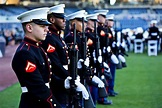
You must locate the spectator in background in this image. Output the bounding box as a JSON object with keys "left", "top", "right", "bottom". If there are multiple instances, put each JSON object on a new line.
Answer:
{"left": 4, "top": 29, "right": 16, "bottom": 46}
{"left": 14, "top": 27, "right": 24, "bottom": 44}
{"left": 148, "top": 20, "right": 160, "bottom": 50}
{"left": 135, "top": 27, "right": 144, "bottom": 40}
{"left": 148, "top": 20, "right": 159, "bottom": 40}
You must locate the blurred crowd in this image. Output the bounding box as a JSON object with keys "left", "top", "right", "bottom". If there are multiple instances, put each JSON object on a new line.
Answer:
{"left": 120, "top": 20, "right": 162, "bottom": 52}
{"left": 0, "top": 26, "right": 24, "bottom": 46}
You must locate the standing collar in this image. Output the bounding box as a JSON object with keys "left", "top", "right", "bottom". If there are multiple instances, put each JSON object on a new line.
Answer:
{"left": 23, "top": 36, "right": 42, "bottom": 47}
{"left": 48, "top": 26, "right": 60, "bottom": 35}
{"left": 86, "top": 27, "right": 94, "bottom": 33}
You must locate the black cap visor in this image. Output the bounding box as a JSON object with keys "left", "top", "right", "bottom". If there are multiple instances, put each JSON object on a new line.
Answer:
{"left": 75, "top": 18, "right": 87, "bottom": 22}
{"left": 52, "top": 13, "right": 65, "bottom": 19}
{"left": 108, "top": 19, "right": 114, "bottom": 21}
{"left": 99, "top": 14, "right": 106, "bottom": 18}
{"left": 89, "top": 19, "right": 99, "bottom": 22}
{"left": 32, "top": 19, "right": 51, "bottom": 25}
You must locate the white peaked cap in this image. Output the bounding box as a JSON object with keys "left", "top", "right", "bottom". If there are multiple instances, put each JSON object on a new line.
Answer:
{"left": 86, "top": 13, "right": 99, "bottom": 20}
{"left": 106, "top": 14, "right": 115, "bottom": 20}
{"left": 150, "top": 20, "right": 157, "bottom": 24}
{"left": 17, "top": 7, "right": 49, "bottom": 23}
{"left": 48, "top": 4, "right": 65, "bottom": 14}
{"left": 94, "top": 10, "right": 109, "bottom": 16}
{"left": 136, "top": 27, "right": 143, "bottom": 33}
{"left": 67, "top": 10, "right": 87, "bottom": 20}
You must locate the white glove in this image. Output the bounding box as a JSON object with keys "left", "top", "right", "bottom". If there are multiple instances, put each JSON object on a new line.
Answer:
{"left": 75, "top": 80, "right": 89, "bottom": 100}
{"left": 117, "top": 41, "right": 120, "bottom": 47}
{"left": 92, "top": 75, "right": 105, "bottom": 88}
{"left": 84, "top": 57, "right": 90, "bottom": 67}
{"left": 77, "top": 59, "right": 84, "bottom": 69}
{"left": 112, "top": 41, "right": 116, "bottom": 48}
{"left": 111, "top": 54, "right": 119, "bottom": 64}
{"left": 118, "top": 54, "right": 126, "bottom": 62}
{"left": 64, "top": 76, "right": 72, "bottom": 89}
{"left": 98, "top": 55, "right": 102, "bottom": 63}
{"left": 103, "top": 62, "right": 110, "bottom": 73}
{"left": 76, "top": 75, "right": 80, "bottom": 82}
{"left": 121, "top": 42, "right": 125, "bottom": 48}
{"left": 107, "top": 46, "right": 111, "bottom": 53}
{"left": 103, "top": 47, "right": 106, "bottom": 53}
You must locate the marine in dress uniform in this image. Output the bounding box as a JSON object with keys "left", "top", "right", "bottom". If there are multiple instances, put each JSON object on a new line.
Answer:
{"left": 86, "top": 13, "right": 105, "bottom": 105}
{"left": 64, "top": 10, "right": 95, "bottom": 106}
{"left": 148, "top": 20, "right": 159, "bottom": 40}
{"left": 105, "top": 14, "right": 119, "bottom": 97}
{"left": 94, "top": 10, "right": 113, "bottom": 105}
{"left": 11, "top": 8, "right": 62, "bottom": 108}
{"left": 64, "top": 10, "right": 87, "bottom": 60}
{"left": 135, "top": 27, "right": 144, "bottom": 39}
{"left": 41, "top": 4, "right": 70, "bottom": 107}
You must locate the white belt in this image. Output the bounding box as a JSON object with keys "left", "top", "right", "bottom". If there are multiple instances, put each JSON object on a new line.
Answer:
{"left": 151, "top": 33, "right": 158, "bottom": 36}
{"left": 21, "top": 83, "right": 50, "bottom": 93}
{"left": 63, "top": 65, "right": 68, "bottom": 70}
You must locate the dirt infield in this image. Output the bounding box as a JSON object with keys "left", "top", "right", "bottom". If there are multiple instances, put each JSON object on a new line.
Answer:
{"left": 0, "top": 45, "right": 18, "bottom": 91}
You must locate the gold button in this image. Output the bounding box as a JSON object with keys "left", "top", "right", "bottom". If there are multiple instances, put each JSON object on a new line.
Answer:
{"left": 49, "top": 78, "right": 51, "bottom": 82}
{"left": 26, "top": 44, "right": 28, "bottom": 46}
{"left": 45, "top": 52, "right": 47, "bottom": 55}
{"left": 54, "top": 104, "right": 56, "bottom": 106}
{"left": 48, "top": 58, "right": 50, "bottom": 62}
{"left": 50, "top": 65, "right": 52, "bottom": 68}
{"left": 43, "top": 63, "right": 45, "bottom": 65}
{"left": 36, "top": 43, "right": 39, "bottom": 46}
{"left": 50, "top": 99, "right": 53, "bottom": 102}
{"left": 50, "top": 72, "right": 52, "bottom": 75}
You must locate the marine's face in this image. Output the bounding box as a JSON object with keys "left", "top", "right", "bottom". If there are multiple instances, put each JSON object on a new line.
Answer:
{"left": 27, "top": 23, "right": 49, "bottom": 41}
{"left": 106, "top": 20, "right": 114, "bottom": 27}
{"left": 87, "top": 20, "right": 98, "bottom": 30}
{"left": 54, "top": 17, "right": 66, "bottom": 30}
{"left": 98, "top": 15, "right": 106, "bottom": 24}
{"left": 75, "top": 20, "right": 87, "bottom": 32}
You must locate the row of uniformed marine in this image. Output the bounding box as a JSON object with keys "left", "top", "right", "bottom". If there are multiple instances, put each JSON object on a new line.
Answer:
{"left": 12, "top": 3, "right": 127, "bottom": 108}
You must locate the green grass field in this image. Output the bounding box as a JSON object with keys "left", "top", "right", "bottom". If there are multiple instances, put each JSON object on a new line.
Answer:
{"left": 0, "top": 52, "right": 162, "bottom": 108}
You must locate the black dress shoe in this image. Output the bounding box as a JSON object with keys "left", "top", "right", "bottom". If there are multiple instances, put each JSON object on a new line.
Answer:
{"left": 108, "top": 92, "right": 116, "bottom": 97}
{"left": 113, "top": 91, "right": 119, "bottom": 95}
{"left": 98, "top": 100, "right": 113, "bottom": 105}
{"left": 108, "top": 92, "right": 118, "bottom": 97}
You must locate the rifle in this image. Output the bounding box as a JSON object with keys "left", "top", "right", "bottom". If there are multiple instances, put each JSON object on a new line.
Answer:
{"left": 120, "top": 31, "right": 129, "bottom": 57}
{"left": 94, "top": 20, "right": 108, "bottom": 98}
{"left": 80, "top": 17, "right": 95, "bottom": 108}
{"left": 68, "top": 23, "right": 82, "bottom": 108}
{"left": 104, "top": 25, "right": 111, "bottom": 61}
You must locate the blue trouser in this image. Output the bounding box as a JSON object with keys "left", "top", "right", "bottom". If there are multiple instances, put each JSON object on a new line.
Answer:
{"left": 108, "top": 63, "right": 116, "bottom": 93}
{"left": 90, "top": 86, "right": 98, "bottom": 105}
